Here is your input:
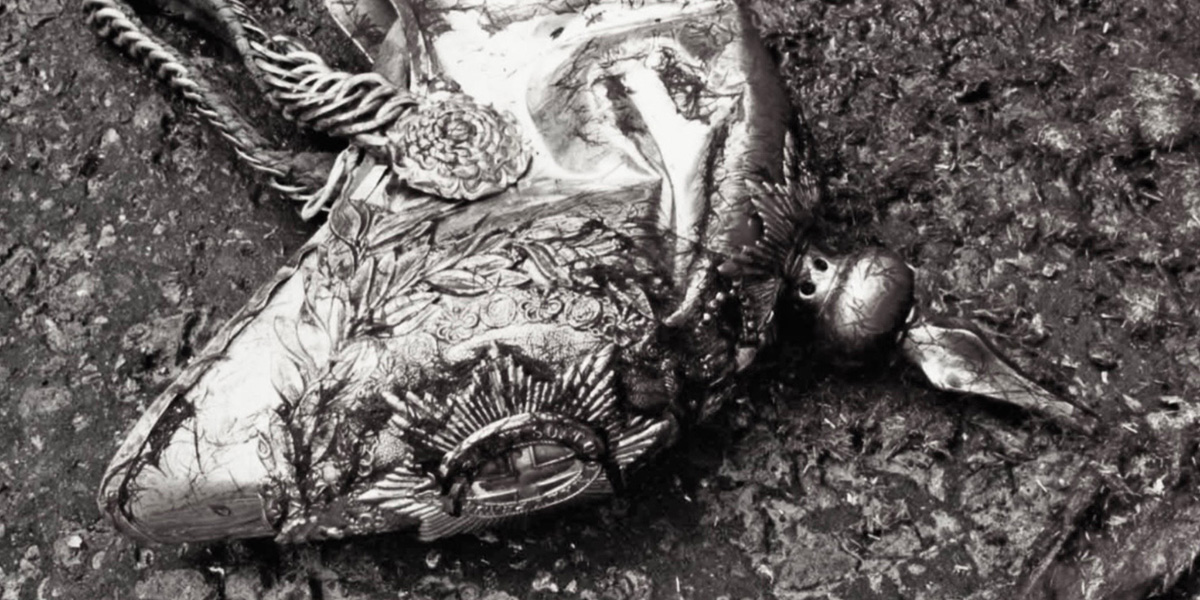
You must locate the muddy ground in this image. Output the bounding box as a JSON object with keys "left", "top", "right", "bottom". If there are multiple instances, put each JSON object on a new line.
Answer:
{"left": 3, "top": 0, "right": 1200, "bottom": 599}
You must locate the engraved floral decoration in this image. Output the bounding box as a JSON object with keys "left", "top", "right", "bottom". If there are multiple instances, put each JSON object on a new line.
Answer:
{"left": 261, "top": 200, "right": 664, "bottom": 541}
{"left": 386, "top": 91, "right": 531, "bottom": 201}
{"left": 431, "top": 303, "right": 481, "bottom": 343}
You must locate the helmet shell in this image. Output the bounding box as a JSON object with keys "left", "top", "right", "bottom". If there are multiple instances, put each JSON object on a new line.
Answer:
{"left": 99, "top": 0, "right": 798, "bottom": 544}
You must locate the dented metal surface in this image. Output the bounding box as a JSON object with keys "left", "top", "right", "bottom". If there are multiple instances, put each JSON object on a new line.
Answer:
{"left": 89, "top": 0, "right": 1089, "bottom": 549}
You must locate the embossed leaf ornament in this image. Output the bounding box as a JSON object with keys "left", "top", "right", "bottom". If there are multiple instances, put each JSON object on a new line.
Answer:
{"left": 386, "top": 91, "right": 531, "bottom": 201}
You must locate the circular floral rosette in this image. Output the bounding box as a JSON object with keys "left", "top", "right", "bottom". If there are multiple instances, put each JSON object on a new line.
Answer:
{"left": 386, "top": 91, "right": 531, "bottom": 201}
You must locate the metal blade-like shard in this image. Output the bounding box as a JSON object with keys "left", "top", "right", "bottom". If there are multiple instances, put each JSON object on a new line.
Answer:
{"left": 901, "top": 318, "right": 1094, "bottom": 432}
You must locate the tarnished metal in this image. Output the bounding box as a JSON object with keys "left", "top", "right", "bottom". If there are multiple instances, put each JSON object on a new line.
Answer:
{"left": 92, "top": 0, "right": 1092, "bottom": 546}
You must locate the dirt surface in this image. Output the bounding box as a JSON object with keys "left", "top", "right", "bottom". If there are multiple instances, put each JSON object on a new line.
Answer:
{"left": 3, "top": 1, "right": 1200, "bottom": 599}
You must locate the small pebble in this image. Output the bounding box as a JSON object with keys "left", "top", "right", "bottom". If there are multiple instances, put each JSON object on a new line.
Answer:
{"left": 531, "top": 572, "right": 558, "bottom": 593}
{"left": 96, "top": 224, "right": 117, "bottom": 249}
{"left": 1089, "top": 348, "right": 1120, "bottom": 371}
{"left": 100, "top": 128, "right": 121, "bottom": 151}
{"left": 134, "top": 569, "right": 214, "bottom": 600}
{"left": 223, "top": 569, "right": 264, "bottom": 600}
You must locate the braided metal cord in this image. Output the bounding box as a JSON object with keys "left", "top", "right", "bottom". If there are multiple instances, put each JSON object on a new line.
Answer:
{"left": 211, "top": 0, "right": 420, "bottom": 149}
{"left": 177, "top": 2, "right": 533, "bottom": 215}
{"left": 87, "top": 0, "right": 529, "bottom": 217}
{"left": 83, "top": 0, "right": 323, "bottom": 201}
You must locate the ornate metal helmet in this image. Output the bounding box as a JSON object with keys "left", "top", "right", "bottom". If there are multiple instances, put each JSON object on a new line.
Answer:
{"left": 90, "top": 0, "right": 1089, "bottom": 545}
{"left": 96, "top": 0, "right": 807, "bottom": 544}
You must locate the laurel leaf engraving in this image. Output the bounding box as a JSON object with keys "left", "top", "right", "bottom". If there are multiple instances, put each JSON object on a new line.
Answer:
{"left": 525, "top": 216, "right": 593, "bottom": 241}
{"left": 271, "top": 349, "right": 307, "bottom": 403}
{"left": 607, "top": 284, "right": 655, "bottom": 320}
{"left": 379, "top": 292, "right": 439, "bottom": 335}
{"left": 425, "top": 269, "right": 490, "bottom": 296}
{"left": 349, "top": 255, "right": 378, "bottom": 311}
{"left": 489, "top": 269, "right": 533, "bottom": 288}
{"left": 271, "top": 316, "right": 312, "bottom": 401}
{"left": 520, "top": 242, "right": 571, "bottom": 285}
{"left": 329, "top": 196, "right": 368, "bottom": 245}
{"left": 390, "top": 244, "right": 432, "bottom": 291}
{"left": 364, "top": 251, "right": 399, "bottom": 314}
{"left": 455, "top": 253, "right": 513, "bottom": 273}
{"left": 327, "top": 338, "right": 382, "bottom": 383}
{"left": 366, "top": 216, "right": 432, "bottom": 253}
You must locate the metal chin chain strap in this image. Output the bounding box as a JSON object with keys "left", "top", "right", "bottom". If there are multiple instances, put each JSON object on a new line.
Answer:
{"left": 81, "top": 0, "right": 531, "bottom": 218}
